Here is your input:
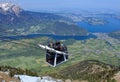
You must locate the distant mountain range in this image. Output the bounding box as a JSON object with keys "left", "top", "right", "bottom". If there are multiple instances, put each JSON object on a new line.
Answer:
{"left": 0, "top": 2, "right": 87, "bottom": 36}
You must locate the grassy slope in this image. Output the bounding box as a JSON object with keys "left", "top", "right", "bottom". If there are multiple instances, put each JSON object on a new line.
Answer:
{"left": 0, "top": 37, "right": 48, "bottom": 73}
{"left": 0, "top": 34, "right": 120, "bottom": 76}
{"left": 50, "top": 60, "right": 119, "bottom": 82}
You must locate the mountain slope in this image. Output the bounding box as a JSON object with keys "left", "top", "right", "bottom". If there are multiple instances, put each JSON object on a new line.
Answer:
{"left": 0, "top": 35, "right": 120, "bottom": 81}
{"left": 108, "top": 31, "right": 120, "bottom": 40}
{"left": 51, "top": 60, "right": 119, "bottom": 82}
{"left": 0, "top": 2, "right": 87, "bottom": 35}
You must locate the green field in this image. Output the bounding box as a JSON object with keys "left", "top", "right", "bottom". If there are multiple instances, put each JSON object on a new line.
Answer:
{"left": 0, "top": 34, "right": 120, "bottom": 76}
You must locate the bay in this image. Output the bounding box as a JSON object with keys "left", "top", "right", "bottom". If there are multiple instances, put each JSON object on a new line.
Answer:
{"left": 78, "top": 16, "right": 120, "bottom": 33}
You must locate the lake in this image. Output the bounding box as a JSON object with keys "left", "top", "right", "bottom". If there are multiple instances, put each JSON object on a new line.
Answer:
{"left": 78, "top": 16, "right": 120, "bottom": 33}
{"left": 0, "top": 34, "right": 97, "bottom": 41}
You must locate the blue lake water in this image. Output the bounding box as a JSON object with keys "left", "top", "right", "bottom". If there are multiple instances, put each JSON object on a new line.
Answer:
{"left": 78, "top": 17, "right": 120, "bottom": 33}
{"left": 0, "top": 34, "right": 96, "bottom": 41}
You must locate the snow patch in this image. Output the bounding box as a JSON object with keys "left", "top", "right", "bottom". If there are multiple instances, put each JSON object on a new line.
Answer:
{"left": 15, "top": 75, "right": 41, "bottom": 82}
{"left": 0, "top": 2, "right": 13, "bottom": 11}
{"left": 14, "top": 75, "right": 63, "bottom": 82}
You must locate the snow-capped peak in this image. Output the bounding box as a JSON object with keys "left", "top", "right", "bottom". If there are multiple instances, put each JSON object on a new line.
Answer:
{"left": 0, "top": 2, "right": 23, "bottom": 16}
{"left": 0, "top": 2, "right": 13, "bottom": 11}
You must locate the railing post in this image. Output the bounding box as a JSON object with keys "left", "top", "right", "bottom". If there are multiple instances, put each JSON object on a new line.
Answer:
{"left": 54, "top": 53, "right": 57, "bottom": 67}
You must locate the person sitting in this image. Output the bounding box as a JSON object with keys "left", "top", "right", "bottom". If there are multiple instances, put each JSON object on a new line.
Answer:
{"left": 54, "top": 42, "right": 62, "bottom": 51}
{"left": 48, "top": 42, "right": 54, "bottom": 48}
{"left": 47, "top": 42, "right": 55, "bottom": 55}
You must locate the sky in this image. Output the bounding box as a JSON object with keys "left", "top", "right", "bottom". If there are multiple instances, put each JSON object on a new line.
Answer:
{"left": 1, "top": 0, "right": 120, "bottom": 12}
